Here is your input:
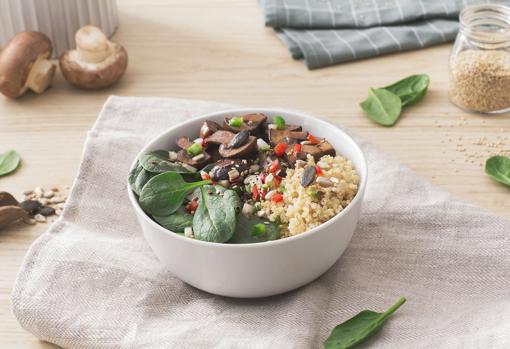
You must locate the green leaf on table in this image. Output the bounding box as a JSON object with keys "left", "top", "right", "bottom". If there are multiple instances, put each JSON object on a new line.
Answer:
{"left": 139, "top": 172, "right": 211, "bottom": 216}
{"left": 193, "top": 185, "right": 237, "bottom": 243}
{"left": 324, "top": 297, "right": 406, "bottom": 349}
{"left": 485, "top": 156, "right": 510, "bottom": 187}
{"left": 383, "top": 74, "right": 430, "bottom": 107}
{"left": 360, "top": 88, "right": 402, "bottom": 126}
{"left": 0, "top": 150, "right": 21, "bottom": 177}
{"left": 153, "top": 207, "right": 193, "bottom": 233}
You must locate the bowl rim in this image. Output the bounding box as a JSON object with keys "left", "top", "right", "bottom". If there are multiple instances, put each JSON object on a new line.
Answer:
{"left": 127, "top": 108, "right": 368, "bottom": 249}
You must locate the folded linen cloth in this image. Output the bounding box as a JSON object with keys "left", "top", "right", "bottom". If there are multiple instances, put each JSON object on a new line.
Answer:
{"left": 12, "top": 96, "right": 510, "bottom": 349}
{"left": 259, "top": 0, "right": 496, "bottom": 69}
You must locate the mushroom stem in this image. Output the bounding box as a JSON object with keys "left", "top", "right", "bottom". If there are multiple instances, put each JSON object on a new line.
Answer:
{"left": 25, "top": 54, "right": 56, "bottom": 94}
{"left": 76, "top": 26, "right": 111, "bottom": 63}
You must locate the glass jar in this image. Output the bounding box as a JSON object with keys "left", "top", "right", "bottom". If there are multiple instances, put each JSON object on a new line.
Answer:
{"left": 449, "top": 4, "right": 510, "bottom": 113}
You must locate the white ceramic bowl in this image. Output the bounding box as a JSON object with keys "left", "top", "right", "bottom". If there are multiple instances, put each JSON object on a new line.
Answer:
{"left": 128, "top": 109, "right": 367, "bottom": 298}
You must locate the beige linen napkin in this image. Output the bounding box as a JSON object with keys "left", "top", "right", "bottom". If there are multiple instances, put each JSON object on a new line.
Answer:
{"left": 12, "top": 96, "right": 510, "bottom": 349}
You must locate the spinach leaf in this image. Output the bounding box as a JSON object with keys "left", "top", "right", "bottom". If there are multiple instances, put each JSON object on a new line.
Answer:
{"left": 140, "top": 150, "right": 189, "bottom": 174}
{"left": 193, "top": 185, "right": 237, "bottom": 243}
{"left": 229, "top": 214, "right": 280, "bottom": 244}
{"left": 128, "top": 161, "right": 156, "bottom": 195}
{"left": 0, "top": 150, "right": 21, "bottom": 177}
{"left": 128, "top": 161, "right": 142, "bottom": 190}
{"left": 485, "top": 156, "right": 510, "bottom": 187}
{"left": 383, "top": 74, "right": 430, "bottom": 107}
{"left": 324, "top": 297, "right": 406, "bottom": 349}
{"left": 153, "top": 207, "right": 193, "bottom": 233}
{"left": 360, "top": 88, "right": 402, "bottom": 127}
{"left": 139, "top": 172, "right": 211, "bottom": 216}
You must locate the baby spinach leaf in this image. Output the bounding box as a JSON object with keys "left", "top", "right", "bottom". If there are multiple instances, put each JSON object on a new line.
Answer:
{"left": 128, "top": 161, "right": 142, "bottom": 190}
{"left": 153, "top": 207, "right": 193, "bottom": 233}
{"left": 0, "top": 150, "right": 21, "bottom": 177}
{"left": 485, "top": 156, "right": 510, "bottom": 187}
{"left": 128, "top": 161, "right": 157, "bottom": 195}
{"left": 360, "top": 88, "right": 402, "bottom": 127}
{"left": 140, "top": 150, "right": 189, "bottom": 174}
{"left": 139, "top": 172, "right": 211, "bottom": 216}
{"left": 229, "top": 214, "right": 280, "bottom": 244}
{"left": 324, "top": 297, "right": 406, "bottom": 349}
{"left": 193, "top": 185, "right": 237, "bottom": 243}
{"left": 383, "top": 74, "right": 430, "bottom": 107}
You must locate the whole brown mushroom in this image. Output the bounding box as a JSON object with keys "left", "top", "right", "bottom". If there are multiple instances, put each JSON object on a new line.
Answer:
{"left": 59, "top": 25, "right": 128, "bottom": 89}
{"left": 0, "top": 31, "right": 56, "bottom": 98}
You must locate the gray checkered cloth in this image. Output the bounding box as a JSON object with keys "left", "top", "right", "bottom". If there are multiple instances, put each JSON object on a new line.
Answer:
{"left": 259, "top": 0, "right": 499, "bottom": 69}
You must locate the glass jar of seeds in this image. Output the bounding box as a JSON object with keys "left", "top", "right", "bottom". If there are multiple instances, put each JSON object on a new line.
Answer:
{"left": 449, "top": 4, "right": 510, "bottom": 114}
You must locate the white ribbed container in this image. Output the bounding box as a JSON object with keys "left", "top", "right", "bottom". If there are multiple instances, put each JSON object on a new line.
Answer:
{"left": 0, "top": 0, "right": 118, "bottom": 58}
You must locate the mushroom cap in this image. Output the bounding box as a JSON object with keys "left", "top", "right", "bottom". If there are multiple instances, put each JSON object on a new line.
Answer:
{"left": 59, "top": 41, "right": 128, "bottom": 90}
{"left": 219, "top": 136, "right": 257, "bottom": 158}
{"left": 0, "top": 31, "right": 53, "bottom": 98}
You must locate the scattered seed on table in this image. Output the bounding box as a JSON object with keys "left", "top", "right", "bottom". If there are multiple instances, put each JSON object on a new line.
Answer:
{"left": 34, "top": 214, "right": 47, "bottom": 223}
{"left": 43, "top": 190, "right": 55, "bottom": 198}
{"left": 39, "top": 207, "right": 56, "bottom": 216}
{"left": 34, "top": 187, "right": 44, "bottom": 197}
{"left": 19, "top": 200, "right": 42, "bottom": 215}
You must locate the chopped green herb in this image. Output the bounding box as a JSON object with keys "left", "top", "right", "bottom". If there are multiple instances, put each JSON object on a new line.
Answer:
{"left": 229, "top": 117, "right": 243, "bottom": 128}
{"left": 187, "top": 143, "right": 202, "bottom": 156}
{"left": 251, "top": 223, "right": 266, "bottom": 237}
{"left": 274, "top": 115, "right": 286, "bottom": 130}
{"left": 277, "top": 186, "right": 285, "bottom": 193}
{"left": 308, "top": 188, "right": 318, "bottom": 200}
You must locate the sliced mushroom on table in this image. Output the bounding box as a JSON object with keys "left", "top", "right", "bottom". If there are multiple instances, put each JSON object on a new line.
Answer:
{"left": 0, "top": 31, "right": 56, "bottom": 98}
{"left": 223, "top": 113, "right": 267, "bottom": 133}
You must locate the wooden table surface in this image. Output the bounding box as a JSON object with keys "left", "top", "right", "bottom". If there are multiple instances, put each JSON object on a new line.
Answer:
{"left": 1, "top": 0, "right": 508, "bottom": 347}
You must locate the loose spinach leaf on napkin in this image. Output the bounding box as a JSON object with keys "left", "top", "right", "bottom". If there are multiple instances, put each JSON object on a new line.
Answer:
{"left": 139, "top": 172, "right": 211, "bottom": 216}
{"left": 383, "top": 74, "right": 430, "bottom": 107}
{"left": 193, "top": 185, "right": 237, "bottom": 243}
{"left": 0, "top": 150, "right": 21, "bottom": 177}
{"left": 485, "top": 156, "right": 510, "bottom": 187}
{"left": 360, "top": 88, "right": 402, "bottom": 126}
{"left": 324, "top": 297, "right": 406, "bottom": 349}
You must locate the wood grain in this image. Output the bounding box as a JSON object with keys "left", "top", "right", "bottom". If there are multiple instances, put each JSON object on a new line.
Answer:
{"left": 0, "top": 0, "right": 508, "bottom": 347}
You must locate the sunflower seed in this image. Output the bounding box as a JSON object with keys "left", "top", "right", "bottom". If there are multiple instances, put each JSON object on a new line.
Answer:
{"left": 34, "top": 214, "right": 46, "bottom": 223}
{"left": 317, "top": 177, "right": 334, "bottom": 187}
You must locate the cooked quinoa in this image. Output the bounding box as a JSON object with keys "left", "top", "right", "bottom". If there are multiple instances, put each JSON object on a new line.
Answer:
{"left": 260, "top": 154, "right": 359, "bottom": 237}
